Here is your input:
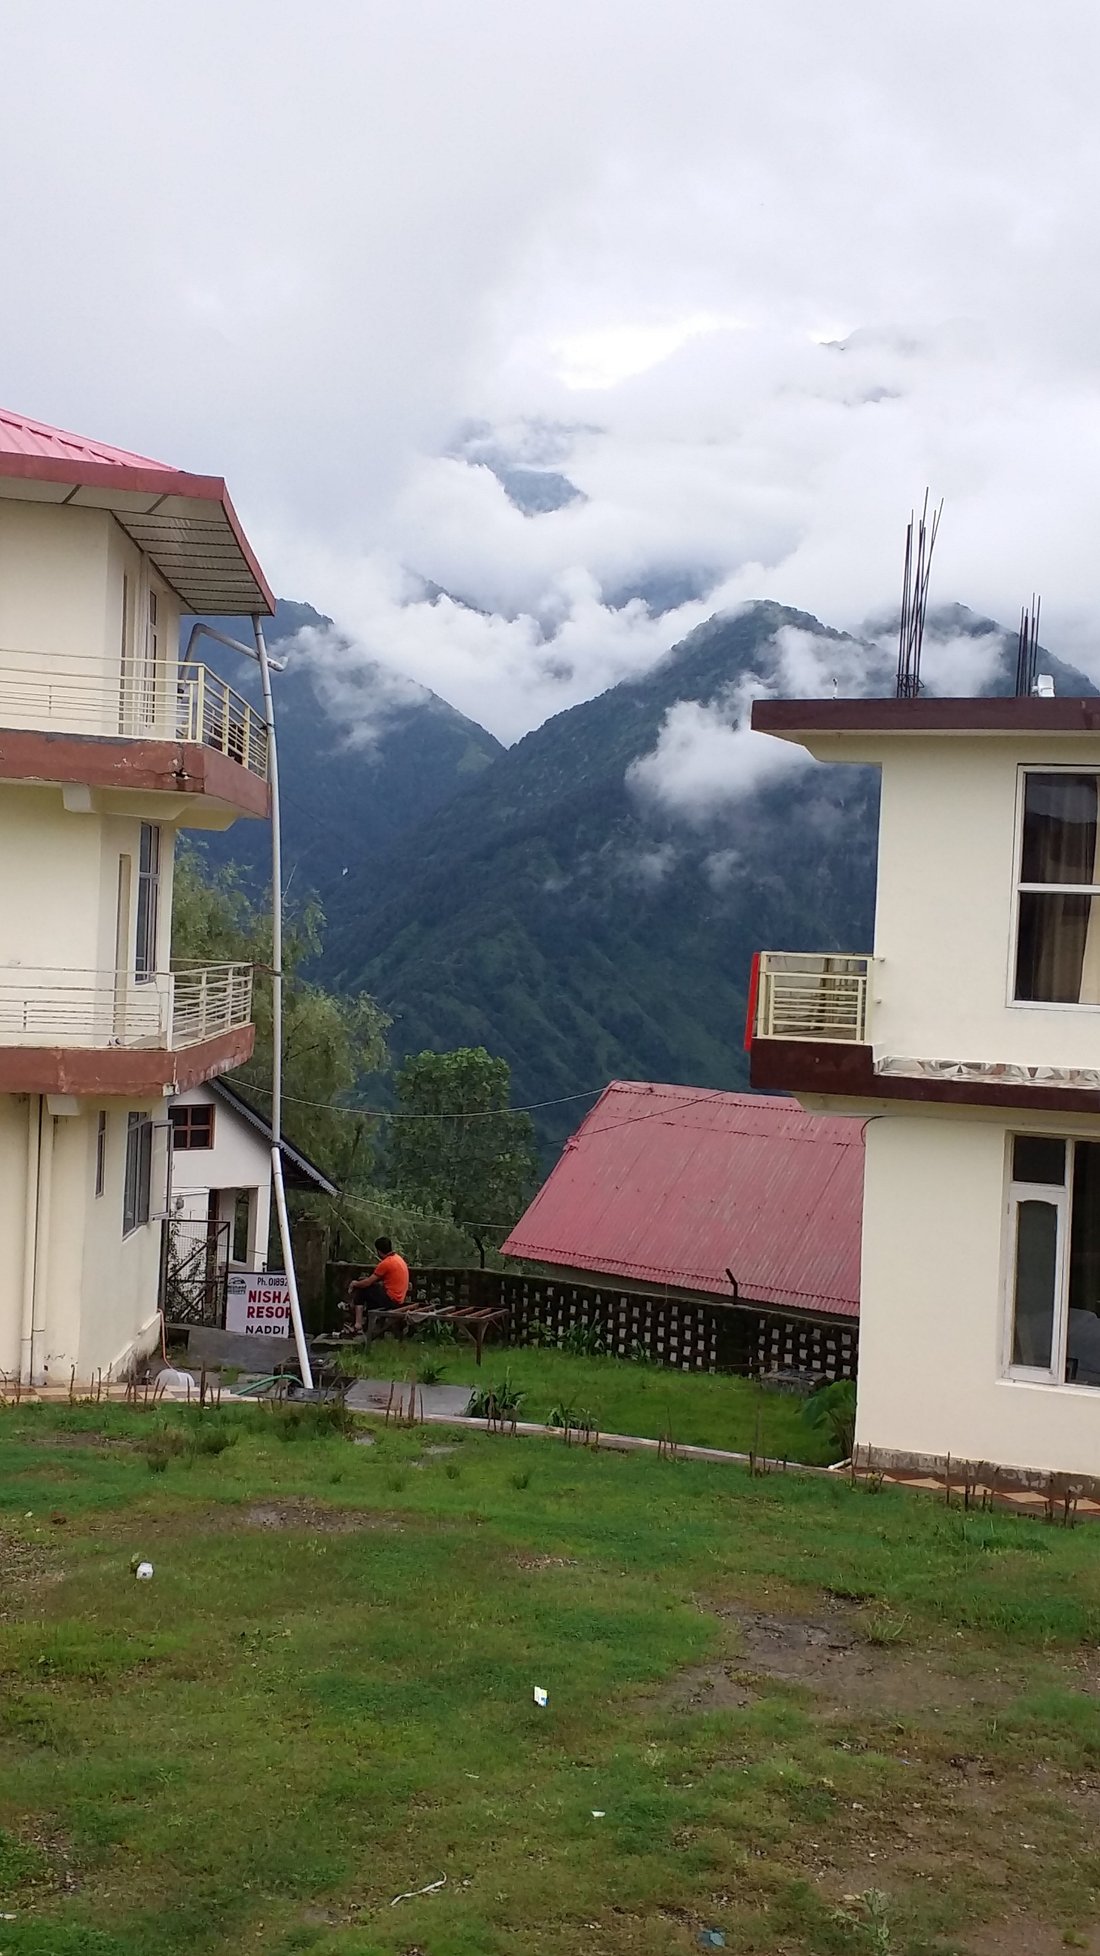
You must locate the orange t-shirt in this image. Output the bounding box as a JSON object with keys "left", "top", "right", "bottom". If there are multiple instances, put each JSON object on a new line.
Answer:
{"left": 371, "top": 1253, "right": 409, "bottom": 1303}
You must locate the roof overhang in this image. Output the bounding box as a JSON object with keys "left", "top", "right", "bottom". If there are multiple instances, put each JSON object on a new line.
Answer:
{"left": 753, "top": 696, "right": 1100, "bottom": 763}
{"left": 0, "top": 451, "right": 273, "bottom": 616}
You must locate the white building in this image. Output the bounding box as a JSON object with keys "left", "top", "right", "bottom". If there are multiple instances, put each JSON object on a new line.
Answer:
{"left": 750, "top": 692, "right": 1100, "bottom": 1482}
{"left": 165, "top": 1079, "right": 335, "bottom": 1320}
{"left": 0, "top": 406, "right": 273, "bottom": 1386}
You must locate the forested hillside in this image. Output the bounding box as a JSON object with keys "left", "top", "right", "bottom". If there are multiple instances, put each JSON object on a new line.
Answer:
{"left": 323, "top": 602, "right": 881, "bottom": 1154}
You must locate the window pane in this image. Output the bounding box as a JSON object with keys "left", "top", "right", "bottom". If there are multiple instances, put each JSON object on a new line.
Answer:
{"left": 1067, "top": 1142, "right": 1100, "bottom": 1385}
{"left": 1015, "top": 892, "right": 1100, "bottom": 1003}
{"left": 1011, "top": 1199, "right": 1060, "bottom": 1369}
{"left": 135, "top": 823, "right": 160, "bottom": 982}
{"left": 1012, "top": 1135, "right": 1066, "bottom": 1185}
{"left": 1021, "top": 774, "right": 1100, "bottom": 885}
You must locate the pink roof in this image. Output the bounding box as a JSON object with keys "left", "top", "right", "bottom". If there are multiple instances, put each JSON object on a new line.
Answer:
{"left": 0, "top": 406, "right": 273, "bottom": 614}
{"left": 502, "top": 1082, "right": 864, "bottom": 1318}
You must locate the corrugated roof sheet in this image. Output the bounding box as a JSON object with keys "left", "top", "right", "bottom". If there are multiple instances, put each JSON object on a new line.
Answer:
{"left": 0, "top": 407, "right": 173, "bottom": 470}
{"left": 0, "top": 406, "right": 273, "bottom": 614}
{"left": 502, "top": 1082, "right": 863, "bottom": 1318}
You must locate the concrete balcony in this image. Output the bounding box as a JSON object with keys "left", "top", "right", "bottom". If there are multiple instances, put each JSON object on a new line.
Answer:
{"left": 0, "top": 651, "right": 270, "bottom": 820}
{"left": 0, "top": 962, "right": 255, "bottom": 1096}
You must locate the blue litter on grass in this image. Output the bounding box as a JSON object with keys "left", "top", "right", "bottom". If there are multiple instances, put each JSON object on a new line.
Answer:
{"left": 698, "top": 1935, "right": 726, "bottom": 1950}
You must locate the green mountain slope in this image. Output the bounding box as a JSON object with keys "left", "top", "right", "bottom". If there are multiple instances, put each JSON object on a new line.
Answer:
{"left": 323, "top": 601, "right": 882, "bottom": 1154}
{"left": 188, "top": 600, "right": 503, "bottom": 905}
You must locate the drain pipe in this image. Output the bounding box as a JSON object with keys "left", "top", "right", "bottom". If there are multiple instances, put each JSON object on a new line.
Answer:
{"left": 251, "top": 613, "right": 313, "bottom": 1391}
{"left": 19, "top": 1096, "right": 42, "bottom": 1383}
{"left": 30, "top": 1108, "right": 54, "bottom": 1382}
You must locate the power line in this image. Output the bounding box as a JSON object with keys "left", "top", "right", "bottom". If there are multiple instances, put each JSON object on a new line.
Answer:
{"left": 221, "top": 1074, "right": 604, "bottom": 1120}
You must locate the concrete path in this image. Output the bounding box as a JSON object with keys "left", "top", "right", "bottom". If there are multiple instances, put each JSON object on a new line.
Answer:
{"left": 345, "top": 1378, "right": 474, "bottom": 1419}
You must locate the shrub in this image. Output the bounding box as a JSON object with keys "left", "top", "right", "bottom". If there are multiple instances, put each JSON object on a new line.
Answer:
{"left": 416, "top": 1357, "right": 446, "bottom": 1387}
{"left": 561, "top": 1321, "right": 606, "bottom": 1357}
{"left": 801, "top": 1378, "right": 857, "bottom": 1459}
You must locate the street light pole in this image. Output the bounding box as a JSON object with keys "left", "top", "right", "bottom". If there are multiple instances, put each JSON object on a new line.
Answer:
{"left": 251, "top": 613, "right": 314, "bottom": 1390}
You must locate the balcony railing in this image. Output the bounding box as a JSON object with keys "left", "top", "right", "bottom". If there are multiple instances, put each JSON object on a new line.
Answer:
{"left": 753, "top": 951, "right": 872, "bottom": 1044}
{"left": 0, "top": 648, "right": 268, "bottom": 780}
{"left": 0, "top": 963, "right": 253, "bottom": 1051}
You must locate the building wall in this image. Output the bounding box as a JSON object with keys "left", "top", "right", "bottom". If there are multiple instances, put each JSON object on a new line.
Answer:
{"left": 0, "top": 501, "right": 180, "bottom": 741}
{"left": 0, "top": 1094, "right": 163, "bottom": 1384}
{"left": 858, "top": 1108, "right": 1100, "bottom": 1477}
{"left": 170, "top": 1085, "right": 272, "bottom": 1267}
{"left": 872, "top": 737, "right": 1100, "bottom": 1072}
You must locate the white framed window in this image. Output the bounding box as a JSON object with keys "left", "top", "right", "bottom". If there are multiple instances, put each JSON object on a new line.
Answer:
{"left": 1005, "top": 1133, "right": 1100, "bottom": 1386}
{"left": 123, "top": 1112, "right": 153, "bottom": 1236}
{"left": 1014, "top": 770, "right": 1100, "bottom": 1005}
{"left": 134, "top": 823, "right": 160, "bottom": 983}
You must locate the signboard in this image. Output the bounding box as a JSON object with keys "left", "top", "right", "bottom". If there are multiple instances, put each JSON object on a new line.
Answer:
{"left": 226, "top": 1273, "right": 292, "bottom": 1338}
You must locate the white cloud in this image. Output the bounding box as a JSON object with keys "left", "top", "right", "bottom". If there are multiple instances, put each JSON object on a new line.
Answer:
{"left": 627, "top": 625, "right": 883, "bottom": 823}
{"left": 4, "top": 2, "right": 1100, "bottom": 739}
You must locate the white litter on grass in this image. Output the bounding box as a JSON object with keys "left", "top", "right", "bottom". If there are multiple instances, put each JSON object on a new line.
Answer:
{"left": 135, "top": 1562, "right": 154, "bottom": 1581}
{"left": 390, "top": 1874, "right": 447, "bottom": 1906}
{"left": 533, "top": 1686, "right": 548, "bottom": 1708}
{"left": 157, "top": 1368, "right": 198, "bottom": 1397}
{"left": 591, "top": 1811, "right": 606, "bottom": 1819}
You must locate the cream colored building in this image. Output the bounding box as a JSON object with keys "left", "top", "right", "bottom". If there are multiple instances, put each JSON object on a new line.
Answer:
{"left": 0, "top": 406, "right": 274, "bottom": 1386}
{"left": 165, "top": 1080, "right": 336, "bottom": 1322}
{"left": 750, "top": 694, "right": 1100, "bottom": 1482}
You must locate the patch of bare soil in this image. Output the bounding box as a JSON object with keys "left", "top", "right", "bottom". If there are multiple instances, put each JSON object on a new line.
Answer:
{"left": 238, "top": 1500, "right": 401, "bottom": 1533}
{"left": 513, "top": 1553, "right": 579, "bottom": 1572}
{"left": 662, "top": 1663, "right": 756, "bottom": 1711}
{"left": 963, "top": 1914, "right": 1100, "bottom": 1954}
{"left": 715, "top": 1606, "right": 1012, "bottom": 1714}
{"left": 0, "top": 1527, "right": 61, "bottom": 1620}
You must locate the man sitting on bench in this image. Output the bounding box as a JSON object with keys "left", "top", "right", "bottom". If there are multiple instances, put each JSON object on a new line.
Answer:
{"left": 345, "top": 1237, "right": 411, "bottom": 1338}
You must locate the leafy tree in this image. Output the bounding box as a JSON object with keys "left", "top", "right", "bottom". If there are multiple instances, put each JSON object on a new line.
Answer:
{"left": 387, "top": 1047, "right": 537, "bottom": 1265}
{"left": 172, "top": 843, "right": 388, "bottom": 1192}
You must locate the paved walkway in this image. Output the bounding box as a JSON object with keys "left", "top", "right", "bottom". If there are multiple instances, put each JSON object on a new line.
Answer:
{"left": 345, "top": 1378, "right": 474, "bottom": 1419}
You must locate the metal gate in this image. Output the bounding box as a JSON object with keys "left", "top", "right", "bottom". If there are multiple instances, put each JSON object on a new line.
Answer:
{"left": 162, "top": 1216, "right": 231, "bottom": 1326}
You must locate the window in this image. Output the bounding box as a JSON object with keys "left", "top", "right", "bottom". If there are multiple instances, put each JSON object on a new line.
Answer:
{"left": 170, "top": 1104, "right": 215, "bottom": 1150}
{"left": 95, "top": 1111, "right": 107, "bottom": 1198}
{"left": 1015, "top": 772, "right": 1100, "bottom": 1004}
{"left": 123, "top": 1112, "right": 153, "bottom": 1236}
{"left": 1006, "top": 1134, "right": 1100, "bottom": 1386}
{"left": 134, "top": 823, "right": 160, "bottom": 982}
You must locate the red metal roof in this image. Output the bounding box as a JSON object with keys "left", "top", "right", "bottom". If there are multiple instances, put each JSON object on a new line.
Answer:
{"left": 502, "top": 1082, "right": 863, "bottom": 1318}
{"left": 0, "top": 406, "right": 273, "bottom": 615}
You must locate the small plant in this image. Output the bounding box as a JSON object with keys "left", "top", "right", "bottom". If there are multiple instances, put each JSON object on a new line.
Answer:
{"left": 418, "top": 1317, "right": 457, "bottom": 1347}
{"left": 524, "top": 1319, "right": 555, "bottom": 1348}
{"left": 547, "top": 1399, "right": 595, "bottom": 1433}
{"left": 509, "top": 1468, "right": 531, "bottom": 1490}
{"left": 189, "top": 1423, "right": 237, "bottom": 1458}
{"left": 629, "top": 1341, "right": 655, "bottom": 1365}
{"left": 416, "top": 1357, "right": 446, "bottom": 1387}
{"left": 444, "top": 1460, "right": 461, "bottom": 1480}
{"left": 466, "top": 1377, "right": 525, "bottom": 1423}
{"left": 386, "top": 1471, "right": 406, "bottom": 1492}
{"left": 828, "top": 1889, "right": 896, "bottom": 1954}
{"left": 561, "top": 1321, "right": 606, "bottom": 1357}
{"left": 802, "top": 1378, "right": 857, "bottom": 1460}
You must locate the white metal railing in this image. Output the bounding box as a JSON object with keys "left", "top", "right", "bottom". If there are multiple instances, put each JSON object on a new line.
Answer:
{"left": 177, "top": 666, "right": 268, "bottom": 778}
{"left": 170, "top": 963, "right": 254, "bottom": 1048}
{"left": 754, "top": 951, "right": 872, "bottom": 1043}
{"left": 0, "top": 647, "right": 268, "bottom": 779}
{"left": 0, "top": 963, "right": 252, "bottom": 1051}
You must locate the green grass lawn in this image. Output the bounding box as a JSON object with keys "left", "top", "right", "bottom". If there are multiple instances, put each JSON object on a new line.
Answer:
{"left": 2, "top": 1399, "right": 1100, "bottom": 1956}
{"left": 345, "top": 1338, "right": 839, "bottom": 1464}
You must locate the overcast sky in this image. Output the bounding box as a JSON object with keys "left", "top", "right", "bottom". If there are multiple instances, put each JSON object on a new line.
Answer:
{"left": 4, "top": 1, "right": 1100, "bottom": 739}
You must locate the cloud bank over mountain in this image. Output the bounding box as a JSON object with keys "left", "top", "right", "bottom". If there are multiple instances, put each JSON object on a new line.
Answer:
{"left": 4, "top": 2, "right": 1100, "bottom": 739}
